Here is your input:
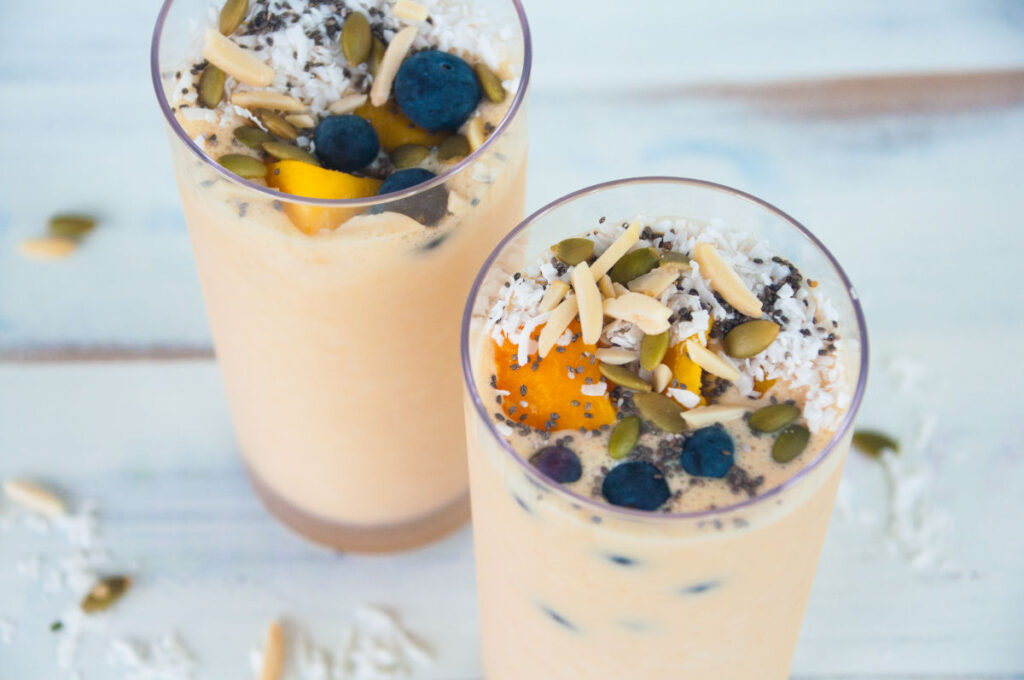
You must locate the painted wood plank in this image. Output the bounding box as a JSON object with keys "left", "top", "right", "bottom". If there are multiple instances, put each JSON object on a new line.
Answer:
{"left": 0, "top": 345, "right": 1021, "bottom": 677}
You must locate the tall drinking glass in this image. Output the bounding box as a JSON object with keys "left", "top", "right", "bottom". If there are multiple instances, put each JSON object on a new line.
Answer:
{"left": 151, "top": 0, "right": 530, "bottom": 552}
{"left": 461, "top": 178, "right": 867, "bottom": 678}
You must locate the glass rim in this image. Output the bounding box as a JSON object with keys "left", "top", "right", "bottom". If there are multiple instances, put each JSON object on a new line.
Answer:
{"left": 149, "top": 0, "right": 532, "bottom": 208}
{"left": 460, "top": 176, "right": 870, "bottom": 522}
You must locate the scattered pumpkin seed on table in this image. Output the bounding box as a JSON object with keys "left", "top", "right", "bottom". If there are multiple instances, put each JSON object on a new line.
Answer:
{"left": 608, "top": 416, "right": 641, "bottom": 460}
{"left": 81, "top": 576, "right": 131, "bottom": 614}
{"left": 48, "top": 214, "right": 96, "bottom": 240}
{"left": 852, "top": 430, "right": 900, "bottom": 457}
{"left": 341, "top": 12, "right": 372, "bottom": 65}
{"left": 553, "top": 238, "right": 594, "bottom": 266}
{"left": 632, "top": 392, "right": 686, "bottom": 434}
{"left": 772, "top": 424, "right": 810, "bottom": 463}
{"left": 198, "top": 64, "right": 226, "bottom": 108}
{"left": 609, "top": 247, "right": 659, "bottom": 284}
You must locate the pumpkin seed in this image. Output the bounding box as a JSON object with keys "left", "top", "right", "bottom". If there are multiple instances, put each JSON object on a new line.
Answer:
{"left": 218, "top": 0, "right": 248, "bottom": 35}
{"left": 639, "top": 330, "right": 669, "bottom": 372}
{"left": 609, "top": 416, "right": 641, "bottom": 460}
{"left": 391, "top": 143, "right": 430, "bottom": 169}
{"left": 475, "top": 62, "right": 506, "bottom": 103}
{"left": 437, "top": 134, "right": 470, "bottom": 161}
{"left": 81, "top": 576, "right": 131, "bottom": 614}
{"left": 748, "top": 403, "right": 800, "bottom": 433}
{"left": 368, "top": 37, "right": 386, "bottom": 76}
{"left": 49, "top": 214, "right": 96, "bottom": 240}
{"left": 598, "top": 362, "right": 651, "bottom": 392}
{"left": 661, "top": 251, "right": 690, "bottom": 266}
{"left": 261, "top": 141, "right": 321, "bottom": 166}
{"left": 198, "top": 64, "right": 225, "bottom": 109}
{"left": 258, "top": 111, "right": 298, "bottom": 140}
{"left": 852, "top": 430, "right": 900, "bottom": 457}
{"left": 553, "top": 238, "right": 594, "bottom": 266}
{"left": 233, "top": 125, "right": 273, "bottom": 149}
{"left": 608, "top": 247, "right": 659, "bottom": 284}
{"left": 632, "top": 392, "right": 686, "bottom": 434}
{"left": 772, "top": 424, "right": 810, "bottom": 463}
{"left": 724, "top": 320, "right": 780, "bottom": 358}
{"left": 341, "top": 11, "right": 371, "bottom": 65}
{"left": 218, "top": 153, "right": 267, "bottom": 178}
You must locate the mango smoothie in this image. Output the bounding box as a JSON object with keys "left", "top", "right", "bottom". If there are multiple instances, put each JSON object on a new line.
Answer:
{"left": 152, "top": 0, "right": 530, "bottom": 551}
{"left": 461, "top": 179, "right": 867, "bottom": 677}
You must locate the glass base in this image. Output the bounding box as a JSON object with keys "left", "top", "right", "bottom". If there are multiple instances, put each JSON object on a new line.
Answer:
{"left": 247, "top": 469, "right": 471, "bottom": 553}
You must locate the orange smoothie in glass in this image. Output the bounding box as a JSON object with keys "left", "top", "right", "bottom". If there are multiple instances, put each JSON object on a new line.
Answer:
{"left": 462, "top": 178, "right": 867, "bottom": 678}
{"left": 152, "top": 0, "right": 530, "bottom": 551}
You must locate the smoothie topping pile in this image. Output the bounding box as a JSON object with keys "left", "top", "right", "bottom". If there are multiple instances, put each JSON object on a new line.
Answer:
{"left": 484, "top": 217, "right": 850, "bottom": 512}
{"left": 168, "top": 0, "right": 520, "bottom": 233}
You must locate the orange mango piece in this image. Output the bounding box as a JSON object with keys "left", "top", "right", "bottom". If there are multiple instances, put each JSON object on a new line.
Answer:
{"left": 493, "top": 321, "right": 616, "bottom": 432}
{"left": 754, "top": 378, "right": 777, "bottom": 395}
{"left": 664, "top": 341, "right": 706, "bottom": 406}
{"left": 354, "top": 100, "right": 447, "bottom": 151}
{"left": 266, "top": 160, "right": 382, "bottom": 235}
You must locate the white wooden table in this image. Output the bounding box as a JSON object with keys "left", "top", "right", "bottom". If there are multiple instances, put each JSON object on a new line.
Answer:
{"left": 1, "top": 1, "right": 1023, "bottom": 677}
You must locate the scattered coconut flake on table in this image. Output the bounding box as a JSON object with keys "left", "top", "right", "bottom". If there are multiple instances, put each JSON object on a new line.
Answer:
{"left": 106, "top": 633, "right": 195, "bottom": 680}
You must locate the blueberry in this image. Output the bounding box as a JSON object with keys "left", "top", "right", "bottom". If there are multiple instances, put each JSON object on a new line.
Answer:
{"left": 313, "top": 115, "right": 379, "bottom": 172}
{"left": 394, "top": 50, "right": 481, "bottom": 132}
{"left": 601, "top": 461, "right": 670, "bottom": 511}
{"left": 679, "top": 425, "right": 735, "bottom": 478}
{"left": 529, "top": 445, "right": 582, "bottom": 484}
{"left": 374, "top": 168, "right": 448, "bottom": 226}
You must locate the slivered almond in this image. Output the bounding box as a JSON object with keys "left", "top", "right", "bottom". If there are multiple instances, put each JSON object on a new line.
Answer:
{"left": 230, "top": 90, "right": 305, "bottom": 112}
{"left": 681, "top": 404, "right": 749, "bottom": 428}
{"left": 652, "top": 363, "right": 673, "bottom": 393}
{"left": 685, "top": 339, "right": 740, "bottom": 381}
{"left": 370, "top": 26, "right": 417, "bottom": 107}
{"left": 3, "top": 479, "right": 66, "bottom": 517}
{"left": 597, "top": 275, "right": 615, "bottom": 299}
{"left": 466, "top": 116, "right": 486, "bottom": 151}
{"left": 594, "top": 347, "right": 637, "bottom": 365}
{"left": 203, "top": 29, "right": 274, "bottom": 87}
{"left": 538, "top": 280, "right": 570, "bottom": 313}
{"left": 571, "top": 261, "right": 603, "bottom": 345}
{"left": 260, "top": 620, "right": 285, "bottom": 680}
{"left": 283, "top": 113, "right": 316, "bottom": 128}
{"left": 603, "top": 292, "right": 672, "bottom": 335}
{"left": 692, "top": 242, "right": 763, "bottom": 318}
{"left": 18, "top": 236, "right": 76, "bottom": 260}
{"left": 537, "top": 295, "right": 577, "bottom": 358}
{"left": 393, "top": 0, "right": 429, "bottom": 21}
{"left": 590, "top": 220, "right": 641, "bottom": 280}
{"left": 627, "top": 265, "right": 681, "bottom": 297}
{"left": 328, "top": 94, "right": 368, "bottom": 114}
{"left": 612, "top": 282, "right": 630, "bottom": 297}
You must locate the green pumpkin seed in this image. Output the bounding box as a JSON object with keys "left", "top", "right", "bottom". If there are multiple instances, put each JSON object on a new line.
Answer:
{"left": 639, "top": 331, "right": 669, "bottom": 372}
{"left": 233, "top": 125, "right": 274, "bottom": 150}
{"left": 368, "top": 37, "right": 386, "bottom": 76}
{"left": 198, "top": 64, "right": 225, "bottom": 109}
{"left": 772, "top": 424, "right": 810, "bottom": 463}
{"left": 597, "top": 362, "right": 651, "bottom": 392}
{"left": 218, "top": 0, "right": 248, "bottom": 35}
{"left": 553, "top": 237, "right": 594, "bottom": 266}
{"left": 261, "top": 141, "right": 321, "bottom": 166}
{"left": 258, "top": 111, "right": 298, "bottom": 141}
{"left": 609, "top": 247, "right": 659, "bottom": 284}
{"left": 748, "top": 403, "right": 800, "bottom": 433}
{"left": 724, "top": 320, "right": 780, "bottom": 358}
{"left": 632, "top": 392, "right": 686, "bottom": 434}
{"left": 48, "top": 214, "right": 96, "bottom": 240}
{"left": 391, "top": 144, "right": 430, "bottom": 169}
{"left": 852, "top": 430, "right": 900, "bottom": 457}
{"left": 608, "top": 416, "right": 641, "bottom": 460}
{"left": 341, "top": 11, "right": 372, "bottom": 66}
{"left": 81, "top": 576, "right": 131, "bottom": 613}
{"left": 437, "top": 134, "right": 471, "bottom": 161}
{"left": 661, "top": 251, "right": 690, "bottom": 266}
{"left": 475, "top": 63, "right": 506, "bottom": 103}
{"left": 218, "top": 153, "right": 267, "bottom": 179}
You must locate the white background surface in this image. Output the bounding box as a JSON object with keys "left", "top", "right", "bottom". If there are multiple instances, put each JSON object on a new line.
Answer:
{"left": 1, "top": 0, "right": 1023, "bottom": 677}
